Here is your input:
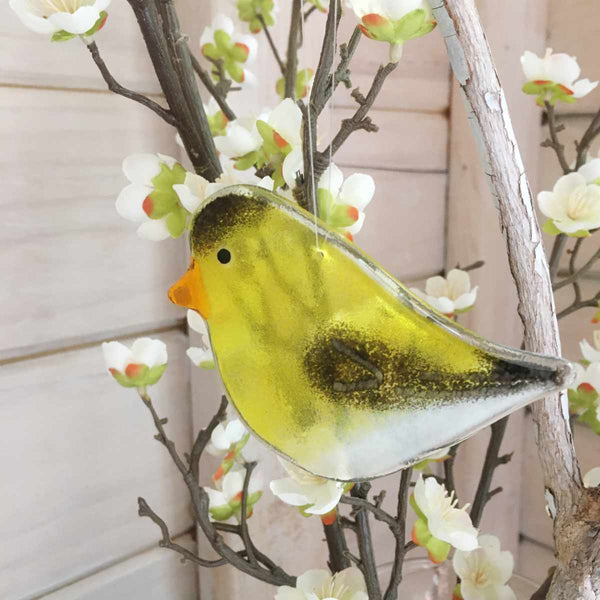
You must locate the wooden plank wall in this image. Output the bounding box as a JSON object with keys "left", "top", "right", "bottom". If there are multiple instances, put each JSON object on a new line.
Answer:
{"left": 517, "top": 0, "right": 600, "bottom": 580}
{"left": 0, "top": 2, "right": 198, "bottom": 598}
{"left": 176, "top": 2, "right": 451, "bottom": 599}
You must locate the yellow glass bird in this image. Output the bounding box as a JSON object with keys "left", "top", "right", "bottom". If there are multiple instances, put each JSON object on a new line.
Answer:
{"left": 169, "top": 185, "right": 573, "bottom": 481}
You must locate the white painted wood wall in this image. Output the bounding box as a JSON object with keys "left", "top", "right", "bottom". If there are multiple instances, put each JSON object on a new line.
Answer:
{"left": 2, "top": 0, "right": 599, "bottom": 597}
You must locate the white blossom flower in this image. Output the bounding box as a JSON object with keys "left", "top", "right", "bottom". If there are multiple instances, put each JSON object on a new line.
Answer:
{"left": 413, "top": 475, "right": 479, "bottom": 552}
{"left": 521, "top": 48, "right": 598, "bottom": 100}
{"left": 345, "top": 0, "right": 436, "bottom": 62}
{"left": 538, "top": 172, "right": 600, "bottom": 236}
{"left": 207, "top": 419, "right": 248, "bottom": 457}
{"left": 205, "top": 465, "right": 263, "bottom": 521}
{"left": 116, "top": 153, "right": 208, "bottom": 241}
{"left": 101, "top": 337, "right": 167, "bottom": 387}
{"left": 317, "top": 164, "right": 375, "bottom": 241}
{"left": 573, "top": 362, "right": 600, "bottom": 394}
{"left": 580, "top": 331, "right": 600, "bottom": 363}
{"left": 214, "top": 114, "right": 267, "bottom": 162}
{"left": 200, "top": 14, "right": 258, "bottom": 85}
{"left": 10, "top": 0, "right": 110, "bottom": 35}
{"left": 186, "top": 310, "right": 215, "bottom": 369}
{"left": 578, "top": 159, "right": 600, "bottom": 186}
{"left": 275, "top": 567, "right": 368, "bottom": 600}
{"left": 584, "top": 467, "right": 600, "bottom": 488}
{"left": 413, "top": 446, "right": 452, "bottom": 471}
{"left": 411, "top": 269, "right": 478, "bottom": 317}
{"left": 270, "top": 457, "right": 346, "bottom": 521}
{"left": 453, "top": 535, "right": 516, "bottom": 600}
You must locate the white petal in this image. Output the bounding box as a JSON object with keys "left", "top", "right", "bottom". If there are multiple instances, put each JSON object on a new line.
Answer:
{"left": 412, "top": 474, "right": 430, "bottom": 514}
{"left": 573, "top": 79, "right": 599, "bottom": 99}
{"left": 304, "top": 481, "right": 343, "bottom": 515}
{"left": 547, "top": 52, "right": 580, "bottom": 87}
{"left": 336, "top": 567, "right": 367, "bottom": 593}
{"left": 537, "top": 190, "right": 566, "bottom": 221}
{"left": 345, "top": 211, "right": 366, "bottom": 236}
{"left": 101, "top": 341, "right": 131, "bottom": 372}
{"left": 452, "top": 547, "right": 470, "bottom": 580}
{"left": 225, "top": 419, "right": 247, "bottom": 443}
{"left": 222, "top": 469, "right": 245, "bottom": 500}
{"left": 553, "top": 172, "right": 586, "bottom": 199}
{"left": 296, "top": 570, "right": 332, "bottom": 594}
{"left": 318, "top": 164, "right": 344, "bottom": 199}
{"left": 446, "top": 268, "right": 471, "bottom": 298}
{"left": 583, "top": 467, "right": 600, "bottom": 488}
{"left": 521, "top": 50, "right": 544, "bottom": 81}
{"left": 580, "top": 340, "right": 600, "bottom": 363}
{"left": 459, "top": 582, "right": 487, "bottom": 600}
{"left": 173, "top": 184, "right": 202, "bottom": 214}
{"left": 270, "top": 477, "right": 311, "bottom": 506}
{"left": 9, "top": 0, "right": 59, "bottom": 33}
{"left": 340, "top": 173, "right": 375, "bottom": 210}
{"left": 187, "top": 309, "right": 209, "bottom": 338}
{"left": 136, "top": 219, "right": 171, "bottom": 241}
{"left": 215, "top": 123, "right": 261, "bottom": 158}
{"left": 205, "top": 487, "right": 228, "bottom": 508}
{"left": 495, "top": 586, "right": 517, "bottom": 600}
{"left": 578, "top": 158, "right": 600, "bottom": 183}
{"left": 274, "top": 587, "right": 306, "bottom": 600}
{"left": 123, "top": 153, "right": 162, "bottom": 185}
{"left": 116, "top": 184, "right": 152, "bottom": 222}
{"left": 257, "top": 176, "right": 275, "bottom": 190}
{"left": 95, "top": 0, "right": 112, "bottom": 12}
{"left": 48, "top": 6, "right": 101, "bottom": 34}
{"left": 186, "top": 346, "right": 214, "bottom": 368}
{"left": 269, "top": 98, "right": 303, "bottom": 147}
{"left": 213, "top": 13, "right": 234, "bottom": 35}
{"left": 237, "top": 34, "right": 259, "bottom": 64}
{"left": 283, "top": 147, "right": 305, "bottom": 189}
{"left": 210, "top": 423, "right": 231, "bottom": 452}
{"left": 454, "top": 288, "right": 478, "bottom": 311}
{"left": 425, "top": 275, "right": 448, "bottom": 298}
{"left": 131, "top": 337, "right": 167, "bottom": 367}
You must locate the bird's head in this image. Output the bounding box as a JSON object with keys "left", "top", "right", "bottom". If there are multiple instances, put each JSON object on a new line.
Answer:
{"left": 168, "top": 185, "right": 285, "bottom": 321}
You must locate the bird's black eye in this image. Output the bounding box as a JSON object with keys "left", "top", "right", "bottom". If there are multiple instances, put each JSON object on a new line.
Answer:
{"left": 217, "top": 248, "right": 231, "bottom": 264}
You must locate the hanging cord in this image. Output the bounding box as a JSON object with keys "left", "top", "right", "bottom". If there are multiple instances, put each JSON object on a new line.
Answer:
{"left": 299, "top": 3, "right": 320, "bottom": 250}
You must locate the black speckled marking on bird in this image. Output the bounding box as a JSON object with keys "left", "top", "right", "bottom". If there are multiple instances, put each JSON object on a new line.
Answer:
{"left": 191, "top": 192, "right": 273, "bottom": 256}
{"left": 303, "top": 323, "right": 557, "bottom": 411}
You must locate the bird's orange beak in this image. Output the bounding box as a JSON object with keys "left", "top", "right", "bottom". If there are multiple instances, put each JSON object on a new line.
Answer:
{"left": 168, "top": 260, "right": 210, "bottom": 318}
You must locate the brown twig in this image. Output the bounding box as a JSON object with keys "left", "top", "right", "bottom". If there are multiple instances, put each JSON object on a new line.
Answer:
{"left": 284, "top": 0, "right": 303, "bottom": 98}
{"left": 258, "top": 14, "right": 286, "bottom": 76}
{"left": 189, "top": 395, "right": 227, "bottom": 479}
{"left": 443, "top": 445, "right": 458, "bottom": 499}
{"left": 323, "top": 516, "right": 352, "bottom": 573}
{"left": 554, "top": 241, "right": 600, "bottom": 291}
{"left": 383, "top": 468, "right": 412, "bottom": 600}
{"left": 530, "top": 567, "right": 556, "bottom": 600}
{"left": 329, "top": 26, "right": 362, "bottom": 95}
{"left": 469, "top": 418, "right": 512, "bottom": 528}
{"left": 190, "top": 54, "right": 236, "bottom": 121}
{"left": 240, "top": 462, "right": 258, "bottom": 566}
{"left": 542, "top": 102, "right": 571, "bottom": 175}
{"left": 137, "top": 497, "right": 227, "bottom": 566}
{"left": 351, "top": 483, "right": 382, "bottom": 600}
{"left": 548, "top": 234, "right": 568, "bottom": 284}
{"left": 576, "top": 108, "right": 600, "bottom": 169}
{"left": 339, "top": 496, "right": 397, "bottom": 530}
{"left": 85, "top": 41, "right": 177, "bottom": 126}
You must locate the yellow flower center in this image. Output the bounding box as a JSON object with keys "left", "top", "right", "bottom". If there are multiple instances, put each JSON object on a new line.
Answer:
{"left": 39, "top": 0, "right": 87, "bottom": 15}
{"left": 567, "top": 186, "right": 593, "bottom": 221}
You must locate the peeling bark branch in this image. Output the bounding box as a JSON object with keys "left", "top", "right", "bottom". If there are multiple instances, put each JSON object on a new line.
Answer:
{"left": 433, "top": 1, "right": 600, "bottom": 596}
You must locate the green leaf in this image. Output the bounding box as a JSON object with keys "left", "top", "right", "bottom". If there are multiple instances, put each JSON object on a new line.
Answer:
{"left": 328, "top": 203, "right": 358, "bottom": 228}
{"left": 256, "top": 120, "right": 280, "bottom": 155}
{"left": 230, "top": 43, "right": 249, "bottom": 63}
{"left": 522, "top": 81, "right": 545, "bottom": 95}
{"left": 226, "top": 60, "right": 245, "bottom": 83}
{"left": 147, "top": 189, "right": 178, "bottom": 219}
{"left": 395, "top": 9, "right": 427, "bottom": 41}
{"left": 578, "top": 408, "right": 600, "bottom": 435}
{"left": 542, "top": 219, "right": 562, "bottom": 236}
{"left": 235, "top": 151, "right": 259, "bottom": 170}
{"left": 412, "top": 517, "right": 431, "bottom": 545}
{"left": 51, "top": 30, "right": 76, "bottom": 42}
{"left": 198, "top": 359, "right": 216, "bottom": 369}
{"left": 214, "top": 29, "right": 232, "bottom": 53}
{"left": 426, "top": 535, "right": 451, "bottom": 563}
{"left": 209, "top": 504, "right": 234, "bottom": 521}
{"left": 166, "top": 207, "right": 187, "bottom": 238}
{"left": 409, "top": 493, "right": 426, "bottom": 521}
{"left": 569, "top": 229, "right": 591, "bottom": 238}
{"left": 84, "top": 11, "right": 108, "bottom": 36}
{"left": 202, "top": 43, "right": 221, "bottom": 61}
{"left": 145, "top": 363, "right": 167, "bottom": 386}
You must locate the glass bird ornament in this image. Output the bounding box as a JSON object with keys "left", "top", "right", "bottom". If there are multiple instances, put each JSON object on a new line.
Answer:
{"left": 169, "top": 185, "right": 574, "bottom": 481}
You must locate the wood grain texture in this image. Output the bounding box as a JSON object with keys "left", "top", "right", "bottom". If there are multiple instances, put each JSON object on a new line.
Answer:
{"left": 547, "top": 0, "right": 600, "bottom": 116}
{"left": 333, "top": 109, "right": 447, "bottom": 172}
{"left": 348, "top": 170, "right": 446, "bottom": 281}
{"left": 0, "top": 86, "right": 183, "bottom": 357}
{"left": 445, "top": 0, "right": 547, "bottom": 558}
{"left": 0, "top": 330, "right": 193, "bottom": 600}
{"left": 41, "top": 535, "right": 197, "bottom": 600}
{"left": 0, "top": 0, "right": 162, "bottom": 93}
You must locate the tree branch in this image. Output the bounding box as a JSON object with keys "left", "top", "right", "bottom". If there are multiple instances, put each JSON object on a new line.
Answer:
{"left": 553, "top": 242, "right": 600, "bottom": 291}
{"left": 259, "top": 14, "right": 286, "bottom": 77}
{"left": 542, "top": 102, "right": 570, "bottom": 175}
{"left": 323, "top": 516, "right": 351, "bottom": 573}
{"left": 350, "top": 483, "right": 382, "bottom": 600}
{"left": 576, "top": 107, "right": 600, "bottom": 169}
{"left": 189, "top": 395, "right": 227, "bottom": 480}
{"left": 383, "top": 468, "right": 412, "bottom": 600}
{"left": 284, "top": 0, "right": 303, "bottom": 98}
{"left": 85, "top": 40, "right": 177, "bottom": 126}
{"left": 469, "top": 418, "right": 511, "bottom": 527}
{"left": 239, "top": 461, "right": 258, "bottom": 566}
{"left": 433, "top": 2, "right": 591, "bottom": 596}
{"left": 339, "top": 496, "right": 397, "bottom": 530}
{"left": 190, "top": 54, "right": 236, "bottom": 121}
